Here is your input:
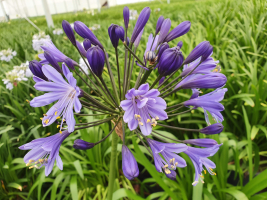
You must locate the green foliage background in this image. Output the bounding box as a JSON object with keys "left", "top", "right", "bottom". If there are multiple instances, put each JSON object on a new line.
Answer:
{"left": 0, "top": 0, "right": 267, "bottom": 199}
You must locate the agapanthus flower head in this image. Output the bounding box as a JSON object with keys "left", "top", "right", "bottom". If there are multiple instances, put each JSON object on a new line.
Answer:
{"left": 108, "top": 24, "right": 125, "bottom": 48}
{"left": 30, "top": 64, "right": 82, "bottom": 133}
{"left": 184, "top": 88, "right": 227, "bottom": 125}
{"left": 86, "top": 46, "right": 105, "bottom": 77}
{"left": 200, "top": 123, "right": 224, "bottom": 135}
{"left": 157, "top": 18, "right": 171, "bottom": 45}
{"left": 2, "top": 67, "right": 28, "bottom": 90}
{"left": 184, "top": 138, "right": 218, "bottom": 148}
{"left": 157, "top": 42, "right": 169, "bottom": 62}
{"left": 123, "top": 6, "right": 130, "bottom": 28}
{"left": 44, "top": 51, "right": 63, "bottom": 74}
{"left": 184, "top": 144, "right": 221, "bottom": 185}
{"left": 147, "top": 139, "right": 187, "bottom": 175}
{"left": 130, "top": 7, "right": 151, "bottom": 43}
{"left": 155, "top": 15, "right": 164, "bottom": 35}
{"left": 83, "top": 39, "right": 91, "bottom": 51}
{"left": 62, "top": 20, "right": 76, "bottom": 45}
{"left": 74, "top": 21, "right": 103, "bottom": 48}
{"left": 163, "top": 21, "right": 191, "bottom": 43}
{"left": 19, "top": 130, "right": 71, "bottom": 176}
{"left": 32, "top": 31, "right": 51, "bottom": 51}
{"left": 76, "top": 40, "right": 87, "bottom": 57}
{"left": 144, "top": 34, "right": 158, "bottom": 64}
{"left": 121, "top": 83, "right": 168, "bottom": 135}
{"left": 29, "top": 60, "right": 48, "bottom": 81}
{"left": 158, "top": 46, "right": 184, "bottom": 76}
{"left": 184, "top": 41, "right": 211, "bottom": 65}
{"left": 122, "top": 145, "right": 139, "bottom": 180}
{"left": 0, "top": 48, "right": 17, "bottom": 62}
{"left": 53, "top": 28, "right": 64, "bottom": 35}
{"left": 73, "top": 139, "right": 95, "bottom": 150}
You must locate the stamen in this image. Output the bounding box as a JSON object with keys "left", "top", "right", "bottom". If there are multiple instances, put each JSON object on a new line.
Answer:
{"left": 164, "top": 168, "right": 171, "bottom": 174}
{"left": 192, "top": 181, "right": 198, "bottom": 185}
{"left": 55, "top": 111, "right": 58, "bottom": 115}
{"left": 40, "top": 118, "right": 43, "bottom": 120}
{"left": 26, "top": 99, "right": 30, "bottom": 103}
{"left": 138, "top": 122, "right": 144, "bottom": 126}
{"left": 204, "top": 170, "right": 206, "bottom": 174}
{"left": 146, "top": 119, "right": 151, "bottom": 123}
{"left": 59, "top": 130, "right": 62, "bottom": 134}
{"left": 43, "top": 114, "right": 47, "bottom": 116}
{"left": 57, "top": 125, "right": 60, "bottom": 128}
{"left": 56, "top": 116, "right": 60, "bottom": 119}
{"left": 200, "top": 174, "right": 204, "bottom": 178}
{"left": 155, "top": 116, "right": 159, "bottom": 120}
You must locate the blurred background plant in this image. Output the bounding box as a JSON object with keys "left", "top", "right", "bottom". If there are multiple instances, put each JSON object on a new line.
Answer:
{"left": 0, "top": 0, "right": 267, "bottom": 199}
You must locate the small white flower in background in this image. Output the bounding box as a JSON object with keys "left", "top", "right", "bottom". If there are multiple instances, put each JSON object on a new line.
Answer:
{"left": 79, "top": 57, "right": 89, "bottom": 75}
{"left": 130, "top": 10, "right": 138, "bottom": 20}
{"left": 89, "top": 24, "right": 101, "bottom": 31}
{"left": 14, "top": 61, "right": 32, "bottom": 77}
{"left": 32, "top": 31, "right": 51, "bottom": 51}
{"left": 53, "top": 28, "right": 63, "bottom": 35}
{"left": 155, "top": 8, "right": 160, "bottom": 12}
{"left": 0, "top": 48, "right": 17, "bottom": 62}
{"left": 70, "top": 23, "right": 74, "bottom": 29}
{"left": 2, "top": 66, "right": 28, "bottom": 90}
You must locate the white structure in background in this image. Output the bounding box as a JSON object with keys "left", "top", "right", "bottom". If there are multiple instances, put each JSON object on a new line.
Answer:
{"left": 14, "top": 61, "right": 32, "bottom": 77}
{"left": 53, "top": 28, "right": 64, "bottom": 35}
{"left": 32, "top": 31, "right": 51, "bottom": 51}
{"left": 0, "top": 49, "right": 17, "bottom": 62}
{"left": 79, "top": 57, "right": 89, "bottom": 75}
{"left": 0, "top": 0, "right": 154, "bottom": 20}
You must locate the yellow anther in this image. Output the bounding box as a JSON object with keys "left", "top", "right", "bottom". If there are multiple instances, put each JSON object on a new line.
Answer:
{"left": 139, "top": 122, "right": 144, "bottom": 126}
{"left": 175, "top": 162, "right": 178, "bottom": 166}
{"left": 40, "top": 118, "right": 43, "bottom": 120}
{"left": 59, "top": 130, "right": 62, "bottom": 134}
{"left": 57, "top": 125, "right": 60, "bottom": 128}
{"left": 204, "top": 170, "right": 207, "bottom": 174}
{"left": 26, "top": 99, "right": 30, "bottom": 103}
{"left": 146, "top": 119, "right": 151, "bottom": 123}
{"left": 29, "top": 165, "right": 37, "bottom": 169}
{"left": 63, "top": 119, "right": 65, "bottom": 122}
{"left": 55, "top": 111, "right": 58, "bottom": 115}
{"left": 155, "top": 116, "right": 159, "bottom": 120}
{"left": 163, "top": 164, "right": 168, "bottom": 168}
{"left": 200, "top": 175, "right": 204, "bottom": 178}
{"left": 201, "top": 180, "right": 205, "bottom": 183}
{"left": 151, "top": 118, "right": 156, "bottom": 122}
{"left": 137, "top": 115, "right": 141, "bottom": 118}
{"left": 209, "top": 168, "right": 213, "bottom": 171}
{"left": 26, "top": 163, "right": 30, "bottom": 166}
{"left": 45, "top": 119, "right": 49, "bottom": 124}
{"left": 214, "top": 173, "right": 217, "bottom": 176}
{"left": 43, "top": 114, "right": 47, "bottom": 116}
{"left": 56, "top": 116, "right": 60, "bottom": 119}
{"left": 165, "top": 169, "right": 171, "bottom": 174}
{"left": 29, "top": 160, "right": 35, "bottom": 163}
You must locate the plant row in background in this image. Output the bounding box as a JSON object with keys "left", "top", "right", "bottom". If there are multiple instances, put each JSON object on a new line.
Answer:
{"left": 0, "top": 0, "right": 267, "bottom": 199}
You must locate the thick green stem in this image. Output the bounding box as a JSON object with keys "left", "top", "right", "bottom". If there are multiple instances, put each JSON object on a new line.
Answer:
{"left": 107, "top": 126, "right": 119, "bottom": 200}
{"left": 138, "top": 69, "right": 153, "bottom": 87}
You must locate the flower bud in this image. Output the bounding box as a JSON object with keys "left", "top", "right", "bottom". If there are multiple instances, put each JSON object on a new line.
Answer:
{"left": 74, "top": 21, "right": 103, "bottom": 48}
{"left": 86, "top": 46, "right": 105, "bottom": 77}
{"left": 165, "top": 170, "right": 177, "bottom": 180}
{"left": 184, "top": 41, "right": 210, "bottom": 65}
{"left": 62, "top": 20, "right": 76, "bottom": 46}
{"left": 108, "top": 24, "right": 125, "bottom": 48}
{"left": 183, "top": 139, "right": 218, "bottom": 148}
{"left": 158, "top": 46, "right": 184, "bottom": 76}
{"left": 157, "top": 42, "right": 169, "bottom": 62}
{"left": 64, "top": 57, "right": 75, "bottom": 70}
{"left": 200, "top": 123, "right": 224, "bottom": 135}
{"left": 29, "top": 60, "right": 48, "bottom": 81}
{"left": 73, "top": 139, "right": 95, "bottom": 150}
{"left": 122, "top": 145, "right": 139, "bottom": 180}
{"left": 130, "top": 7, "right": 151, "bottom": 43}
{"left": 175, "top": 73, "right": 227, "bottom": 90}
{"left": 126, "top": 37, "right": 130, "bottom": 46}
{"left": 83, "top": 39, "right": 91, "bottom": 51}
{"left": 164, "top": 21, "right": 191, "bottom": 43}
{"left": 123, "top": 6, "right": 129, "bottom": 28}
{"left": 155, "top": 15, "right": 164, "bottom": 35}
{"left": 44, "top": 51, "right": 62, "bottom": 74}
{"left": 201, "top": 44, "right": 213, "bottom": 62}
{"left": 159, "top": 76, "right": 165, "bottom": 85}
{"left": 177, "top": 41, "right": 183, "bottom": 48}
{"left": 157, "top": 18, "right": 171, "bottom": 44}
{"left": 76, "top": 40, "right": 87, "bottom": 57}
{"left": 133, "top": 29, "right": 144, "bottom": 48}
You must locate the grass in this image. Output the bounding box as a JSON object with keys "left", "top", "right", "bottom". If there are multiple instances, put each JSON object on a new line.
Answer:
{"left": 0, "top": 0, "right": 267, "bottom": 199}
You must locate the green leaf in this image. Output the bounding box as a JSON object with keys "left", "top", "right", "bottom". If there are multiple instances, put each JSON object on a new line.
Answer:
{"left": 70, "top": 175, "right": 78, "bottom": 200}
{"left": 73, "top": 160, "right": 84, "bottom": 180}
{"left": 216, "top": 188, "right": 248, "bottom": 200}
{"left": 192, "top": 180, "right": 203, "bottom": 200}
{"left": 112, "top": 188, "right": 145, "bottom": 200}
{"left": 7, "top": 182, "right": 22, "bottom": 191}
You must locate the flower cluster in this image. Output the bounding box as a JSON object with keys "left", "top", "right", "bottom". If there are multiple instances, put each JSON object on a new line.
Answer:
{"left": 53, "top": 28, "right": 63, "bottom": 35}
{"left": 0, "top": 48, "right": 17, "bottom": 62}
{"left": 2, "top": 61, "right": 32, "bottom": 90}
{"left": 129, "top": 10, "right": 138, "bottom": 20}
{"left": 19, "top": 6, "right": 227, "bottom": 187}
{"left": 32, "top": 31, "right": 51, "bottom": 51}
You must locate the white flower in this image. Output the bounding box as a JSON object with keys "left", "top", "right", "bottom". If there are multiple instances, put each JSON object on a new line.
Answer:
{"left": 79, "top": 57, "right": 89, "bottom": 75}
{"left": 70, "top": 23, "right": 74, "bottom": 29}
{"left": 32, "top": 31, "right": 51, "bottom": 51}
{"left": 53, "top": 28, "right": 63, "bottom": 35}
{"left": 130, "top": 10, "right": 138, "bottom": 20}
{"left": 155, "top": 8, "right": 160, "bottom": 12}
{"left": 0, "top": 48, "right": 17, "bottom": 62}
{"left": 90, "top": 24, "right": 101, "bottom": 31}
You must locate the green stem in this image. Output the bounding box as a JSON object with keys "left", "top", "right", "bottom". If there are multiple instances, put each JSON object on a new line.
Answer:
{"left": 127, "top": 46, "right": 137, "bottom": 91}
{"left": 150, "top": 74, "right": 163, "bottom": 89}
{"left": 115, "top": 47, "right": 121, "bottom": 101}
{"left": 107, "top": 122, "right": 120, "bottom": 200}
{"left": 138, "top": 69, "right": 153, "bottom": 87}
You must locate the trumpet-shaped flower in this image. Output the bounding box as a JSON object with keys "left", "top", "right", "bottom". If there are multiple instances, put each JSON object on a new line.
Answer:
{"left": 30, "top": 64, "right": 82, "bottom": 133}
{"left": 121, "top": 83, "right": 168, "bottom": 135}
{"left": 19, "top": 130, "right": 71, "bottom": 176}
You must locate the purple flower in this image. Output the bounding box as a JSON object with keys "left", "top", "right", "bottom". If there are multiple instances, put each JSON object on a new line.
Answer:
{"left": 39, "top": 41, "right": 77, "bottom": 66}
{"left": 19, "top": 130, "right": 71, "bottom": 176}
{"left": 30, "top": 64, "right": 82, "bottom": 133}
{"left": 122, "top": 145, "right": 139, "bottom": 180}
{"left": 175, "top": 73, "right": 227, "bottom": 90}
{"left": 158, "top": 46, "right": 184, "bottom": 76}
{"left": 145, "top": 34, "right": 158, "bottom": 57}
{"left": 163, "top": 21, "right": 191, "bottom": 43}
{"left": 183, "top": 88, "right": 227, "bottom": 125}
{"left": 184, "top": 145, "right": 221, "bottom": 185}
{"left": 159, "top": 76, "right": 165, "bottom": 85}
{"left": 64, "top": 57, "right": 75, "bottom": 70}
{"left": 147, "top": 139, "right": 188, "bottom": 174}
{"left": 83, "top": 39, "right": 91, "bottom": 51}
{"left": 157, "top": 18, "right": 171, "bottom": 45}
{"left": 177, "top": 41, "right": 183, "bottom": 48}
{"left": 120, "top": 84, "right": 168, "bottom": 135}
{"left": 73, "top": 139, "right": 95, "bottom": 150}
{"left": 44, "top": 51, "right": 63, "bottom": 74}
{"left": 62, "top": 20, "right": 76, "bottom": 46}
{"left": 108, "top": 24, "right": 125, "bottom": 48}
{"left": 155, "top": 16, "right": 164, "bottom": 35}
{"left": 76, "top": 40, "right": 87, "bottom": 57}
{"left": 74, "top": 21, "right": 103, "bottom": 48}
{"left": 184, "top": 41, "right": 210, "bottom": 65}
{"left": 133, "top": 28, "right": 144, "bottom": 48}
{"left": 200, "top": 123, "right": 224, "bottom": 135}
{"left": 165, "top": 170, "right": 177, "bottom": 180}
{"left": 86, "top": 46, "right": 105, "bottom": 77}
{"left": 29, "top": 60, "right": 48, "bottom": 81}
{"left": 130, "top": 7, "right": 151, "bottom": 43}
{"left": 183, "top": 139, "right": 218, "bottom": 148}
{"left": 157, "top": 42, "right": 169, "bottom": 62}
{"left": 123, "top": 6, "right": 129, "bottom": 28}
